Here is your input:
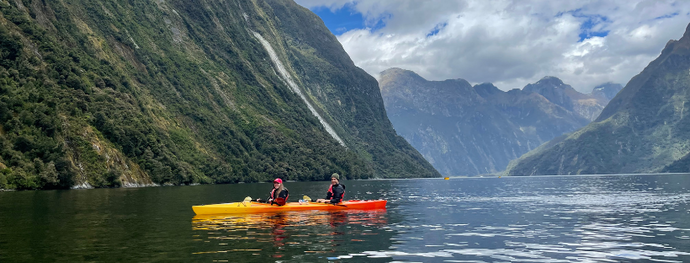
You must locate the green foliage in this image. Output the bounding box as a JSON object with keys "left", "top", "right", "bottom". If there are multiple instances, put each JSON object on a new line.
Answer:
{"left": 0, "top": 171, "right": 6, "bottom": 189}
{"left": 0, "top": 0, "right": 438, "bottom": 190}
{"left": 262, "top": 0, "right": 439, "bottom": 178}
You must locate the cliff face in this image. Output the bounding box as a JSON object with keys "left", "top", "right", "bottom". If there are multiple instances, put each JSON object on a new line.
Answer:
{"left": 0, "top": 0, "right": 438, "bottom": 190}
{"left": 379, "top": 68, "right": 589, "bottom": 176}
{"left": 506, "top": 23, "right": 690, "bottom": 176}
{"left": 591, "top": 82, "right": 623, "bottom": 103}
{"left": 523, "top": 77, "right": 610, "bottom": 121}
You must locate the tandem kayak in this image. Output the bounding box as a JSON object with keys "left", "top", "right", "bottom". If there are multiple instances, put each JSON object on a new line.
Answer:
{"left": 192, "top": 200, "right": 387, "bottom": 215}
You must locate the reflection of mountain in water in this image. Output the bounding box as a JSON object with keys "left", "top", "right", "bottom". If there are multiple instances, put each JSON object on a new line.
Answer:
{"left": 191, "top": 210, "right": 393, "bottom": 261}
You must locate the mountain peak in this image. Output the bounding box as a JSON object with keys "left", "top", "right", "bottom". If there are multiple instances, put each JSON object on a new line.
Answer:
{"left": 474, "top": 83, "right": 503, "bottom": 98}
{"left": 380, "top": 67, "right": 414, "bottom": 76}
{"left": 682, "top": 22, "right": 690, "bottom": 41}
{"left": 598, "top": 22, "right": 690, "bottom": 121}
{"left": 379, "top": 68, "right": 426, "bottom": 88}
{"left": 379, "top": 71, "right": 590, "bottom": 176}
{"left": 522, "top": 76, "right": 570, "bottom": 94}
{"left": 591, "top": 82, "right": 623, "bottom": 101}
{"left": 507, "top": 22, "right": 690, "bottom": 176}
{"left": 379, "top": 68, "right": 473, "bottom": 93}
{"left": 536, "top": 76, "right": 565, "bottom": 87}
{"left": 522, "top": 76, "right": 604, "bottom": 120}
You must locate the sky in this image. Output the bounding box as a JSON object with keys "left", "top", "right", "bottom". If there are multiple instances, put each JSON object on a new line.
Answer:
{"left": 295, "top": 0, "right": 690, "bottom": 93}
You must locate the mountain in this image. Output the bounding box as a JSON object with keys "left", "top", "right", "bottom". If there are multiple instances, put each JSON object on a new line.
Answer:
{"left": 591, "top": 82, "right": 623, "bottom": 102}
{"left": 0, "top": 0, "right": 439, "bottom": 190}
{"left": 523, "top": 76, "right": 609, "bottom": 121}
{"left": 506, "top": 23, "right": 690, "bottom": 176}
{"left": 474, "top": 83, "right": 590, "bottom": 142}
{"left": 379, "top": 68, "right": 589, "bottom": 176}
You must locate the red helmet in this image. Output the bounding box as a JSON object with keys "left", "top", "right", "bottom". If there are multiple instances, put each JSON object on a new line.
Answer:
{"left": 273, "top": 178, "right": 283, "bottom": 184}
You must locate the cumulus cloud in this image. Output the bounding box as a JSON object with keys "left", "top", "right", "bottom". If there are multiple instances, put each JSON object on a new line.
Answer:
{"left": 295, "top": 0, "right": 690, "bottom": 92}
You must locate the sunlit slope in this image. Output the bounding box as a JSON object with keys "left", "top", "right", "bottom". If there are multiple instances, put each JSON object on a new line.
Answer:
{"left": 0, "top": 0, "right": 438, "bottom": 190}
{"left": 506, "top": 23, "right": 690, "bottom": 175}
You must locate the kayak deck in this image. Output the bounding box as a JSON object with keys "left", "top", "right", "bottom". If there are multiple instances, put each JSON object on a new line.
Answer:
{"left": 192, "top": 200, "right": 387, "bottom": 215}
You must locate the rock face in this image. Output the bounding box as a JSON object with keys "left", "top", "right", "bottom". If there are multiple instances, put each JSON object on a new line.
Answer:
{"left": 0, "top": 0, "right": 439, "bottom": 190}
{"left": 523, "top": 77, "right": 609, "bottom": 121}
{"left": 506, "top": 23, "right": 690, "bottom": 176}
{"left": 591, "top": 82, "right": 624, "bottom": 102}
{"left": 379, "top": 68, "right": 590, "bottom": 176}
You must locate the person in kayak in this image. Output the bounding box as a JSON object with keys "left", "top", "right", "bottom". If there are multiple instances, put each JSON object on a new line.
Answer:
{"left": 316, "top": 173, "right": 345, "bottom": 204}
{"left": 257, "top": 178, "right": 289, "bottom": 206}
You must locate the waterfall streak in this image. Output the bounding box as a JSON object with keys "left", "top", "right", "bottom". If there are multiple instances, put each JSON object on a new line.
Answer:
{"left": 251, "top": 31, "right": 346, "bottom": 147}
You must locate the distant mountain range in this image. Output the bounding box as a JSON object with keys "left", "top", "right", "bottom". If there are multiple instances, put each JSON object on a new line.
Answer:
{"left": 379, "top": 68, "right": 619, "bottom": 176}
{"left": 506, "top": 23, "right": 690, "bottom": 175}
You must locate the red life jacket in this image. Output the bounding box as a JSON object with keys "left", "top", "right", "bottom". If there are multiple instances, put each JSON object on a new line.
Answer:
{"left": 270, "top": 188, "right": 288, "bottom": 206}
{"left": 327, "top": 184, "right": 345, "bottom": 200}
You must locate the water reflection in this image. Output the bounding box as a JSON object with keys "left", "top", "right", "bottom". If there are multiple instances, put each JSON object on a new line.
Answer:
{"left": 1, "top": 175, "right": 688, "bottom": 262}
{"left": 329, "top": 175, "right": 690, "bottom": 262}
{"left": 191, "top": 210, "right": 389, "bottom": 261}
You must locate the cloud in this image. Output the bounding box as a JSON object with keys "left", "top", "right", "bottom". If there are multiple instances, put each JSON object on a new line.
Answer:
{"left": 295, "top": 0, "right": 690, "bottom": 93}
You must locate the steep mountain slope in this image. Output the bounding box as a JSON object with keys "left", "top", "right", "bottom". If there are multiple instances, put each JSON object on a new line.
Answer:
{"left": 0, "top": 0, "right": 438, "bottom": 190}
{"left": 523, "top": 76, "right": 609, "bottom": 121}
{"left": 379, "top": 68, "right": 588, "bottom": 176}
{"left": 506, "top": 23, "right": 690, "bottom": 176}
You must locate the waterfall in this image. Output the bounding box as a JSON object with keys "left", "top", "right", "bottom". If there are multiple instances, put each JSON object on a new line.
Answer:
{"left": 251, "top": 31, "right": 346, "bottom": 147}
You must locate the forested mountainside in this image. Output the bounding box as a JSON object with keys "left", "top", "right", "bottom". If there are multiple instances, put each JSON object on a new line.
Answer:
{"left": 506, "top": 23, "right": 690, "bottom": 176}
{"left": 0, "top": 0, "right": 438, "bottom": 190}
{"left": 379, "top": 68, "right": 589, "bottom": 176}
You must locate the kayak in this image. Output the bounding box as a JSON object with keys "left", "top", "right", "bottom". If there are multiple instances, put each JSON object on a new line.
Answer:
{"left": 192, "top": 200, "right": 387, "bottom": 215}
{"left": 192, "top": 209, "right": 388, "bottom": 230}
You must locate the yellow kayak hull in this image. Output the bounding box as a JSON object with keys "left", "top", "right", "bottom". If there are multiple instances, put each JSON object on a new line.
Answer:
{"left": 192, "top": 200, "right": 387, "bottom": 215}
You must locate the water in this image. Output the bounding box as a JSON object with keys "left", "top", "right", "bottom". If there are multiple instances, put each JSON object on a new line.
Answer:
{"left": 1, "top": 174, "right": 689, "bottom": 262}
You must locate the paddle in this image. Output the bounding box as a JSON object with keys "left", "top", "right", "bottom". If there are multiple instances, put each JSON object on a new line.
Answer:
{"left": 303, "top": 195, "right": 347, "bottom": 207}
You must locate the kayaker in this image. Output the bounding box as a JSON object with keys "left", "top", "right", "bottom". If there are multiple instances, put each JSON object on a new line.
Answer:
{"left": 257, "top": 178, "right": 289, "bottom": 206}
{"left": 316, "top": 173, "right": 345, "bottom": 204}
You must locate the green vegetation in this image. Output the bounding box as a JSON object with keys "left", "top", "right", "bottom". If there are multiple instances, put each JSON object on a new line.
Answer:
{"left": 0, "top": 0, "right": 438, "bottom": 190}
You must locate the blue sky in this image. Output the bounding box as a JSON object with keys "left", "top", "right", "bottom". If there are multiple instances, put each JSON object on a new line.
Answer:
{"left": 297, "top": 0, "right": 690, "bottom": 92}
{"left": 311, "top": 4, "right": 386, "bottom": 35}
{"left": 311, "top": 4, "right": 366, "bottom": 34}
{"left": 315, "top": 5, "right": 610, "bottom": 42}
{"left": 560, "top": 10, "right": 611, "bottom": 42}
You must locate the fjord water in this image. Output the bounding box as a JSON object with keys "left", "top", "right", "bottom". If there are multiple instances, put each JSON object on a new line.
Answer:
{"left": 1, "top": 174, "right": 689, "bottom": 262}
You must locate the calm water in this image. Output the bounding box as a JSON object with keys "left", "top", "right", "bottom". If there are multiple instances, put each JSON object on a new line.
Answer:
{"left": 1, "top": 174, "right": 689, "bottom": 262}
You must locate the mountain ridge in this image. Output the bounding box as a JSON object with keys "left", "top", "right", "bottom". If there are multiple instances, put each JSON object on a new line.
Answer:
{"left": 523, "top": 76, "right": 608, "bottom": 121}
{"left": 379, "top": 68, "right": 592, "bottom": 176}
{"left": 506, "top": 22, "right": 690, "bottom": 175}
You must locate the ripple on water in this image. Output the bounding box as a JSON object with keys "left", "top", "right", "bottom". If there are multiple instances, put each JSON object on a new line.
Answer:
{"left": 333, "top": 176, "right": 690, "bottom": 263}
{"left": 330, "top": 244, "right": 690, "bottom": 262}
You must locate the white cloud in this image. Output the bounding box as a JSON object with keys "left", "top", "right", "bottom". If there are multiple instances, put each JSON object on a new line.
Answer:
{"left": 295, "top": 0, "right": 690, "bottom": 93}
